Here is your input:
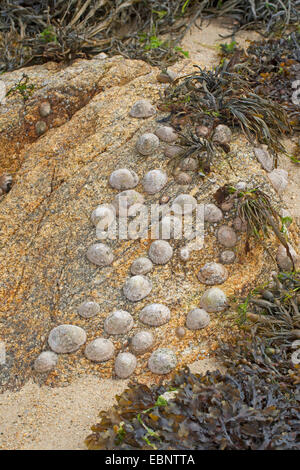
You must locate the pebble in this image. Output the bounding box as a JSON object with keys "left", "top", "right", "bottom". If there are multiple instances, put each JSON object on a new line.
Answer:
{"left": 268, "top": 169, "right": 288, "bottom": 194}
{"left": 176, "top": 172, "right": 192, "bottom": 184}
{"left": 36, "top": 121, "right": 47, "bottom": 136}
{"left": 175, "top": 326, "right": 186, "bottom": 338}
{"left": 204, "top": 203, "right": 223, "bottom": 223}
{"left": 131, "top": 331, "right": 154, "bottom": 355}
{"left": 85, "top": 338, "right": 114, "bottom": 362}
{"left": 217, "top": 225, "right": 237, "bottom": 247}
{"left": 164, "top": 145, "right": 184, "bottom": 159}
{"left": 129, "top": 100, "right": 156, "bottom": 118}
{"left": 142, "top": 169, "right": 167, "bottom": 194}
{"left": 104, "top": 310, "right": 134, "bottom": 335}
{"left": 34, "top": 351, "right": 58, "bottom": 373}
{"left": 109, "top": 168, "right": 139, "bottom": 190}
{"left": 112, "top": 190, "right": 144, "bottom": 216}
{"left": 131, "top": 257, "right": 153, "bottom": 275}
{"left": 179, "top": 157, "right": 198, "bottom": 171}
{"left": 276, "top": 244, "right": 300, "bottom": 271}
{"left": 196, "top": 125, "right": 210, "bottom": 138}
{"left": 254, "top": 146, "right": 274, "bottom": 172}
{"left": 0, "top": 174, "right": 12, "bottom": 194}
{"left": 220, "top": 250, "right": 236, "bottom": 264}
{"left": 123, "top": 275, "right": 152, "bottom": 302}
{"left": 48, "top": 325, "right": 86, "bottom": 353}
{"left": 115, "top": 352, "right": 137, "bottom": 378}
{"left": 186, "top": 309, "right": 210, "bottom": 330}
{"left": 172, "top": 194, "right": 197, "bottom": 215}
{"left": 148, "top": 348, "right": 177, "bottom": 375}
{"left": 200, "top": 287, "right": 228, "bottom": 313}
{"left": 91, "top": 204, "right": 116, "bottom": 227}
{"left": 78, "top": 301, "right": 100, "bottom": 318}
{"left": 136, "top": 133, "right": 159, "bottom": 155}
{"left": 179, "top": 246, "right": 190, "bottom": 262}
{"left": 157, "top": 70, "right": 177, "bottom": 83}
{"left": 155, "top": 126, "right": 178, "bottom": 142}
{"left": 148, "top": 240, "right": 173, "bottom": 264}
{"left": 139, "top": 303, "right": 171, "bottom": 326}
{"left": 212, "top": 124, "right": 232, "bottom": 145}
{"left": 197, "top": 262, "right": 228, "bottom": 285}
{"left": 86, "top": 243, "right": 114, "bottom": 266}
{"left": 233, "top": 216, "right": 247, "bottom": 232}
{"left": 39, "top": 101, "right": 51, "bottom": 117}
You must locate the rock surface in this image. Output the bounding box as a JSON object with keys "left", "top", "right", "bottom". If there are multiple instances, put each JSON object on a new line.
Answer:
{"left": 0, "top": 55, "right": 295, "bottom": 390}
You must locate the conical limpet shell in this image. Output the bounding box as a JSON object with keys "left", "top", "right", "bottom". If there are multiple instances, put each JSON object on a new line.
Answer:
{"left": 78, "top": 301, "right": 100, "bottom": 318}
{"left": 91, "top": 204, "right": 116, "bottom": 227}
{"left": 139, "top": 303, "right": 170, "bottom": 326}
{"left": 85, "top": 338, "right": 115, "bottom": 362}
{"left": 148, "top": 240, "right": 173, "bottom": 265}
{"left": 136, "top": 133, "right": 159, "bottom": 156}
{"left": 148, "top": 348, "right": 177, "bottom": 375}
{"left": 112, "top": 190, "right": 144, "bottom": 216}
{"left": 197, "top": 262, "right": 228, "bottom": 285}
{"left": 109, "top": 168, "right": 139, "bottom": 190}
{"left": 155, "top": 126, "right": 178, "bottom": 143}
{"left": 123, "top": 275, "right": 152, "bottom": 302}
{"left": 129, "top": 100, "right": 156, "bottom": 118}
{"left": 115, "top": 352, "right": 137, "bottom": 378}
{"left": 48, "top": 325, "right": 86, "bottom": 353}
{"left": 130, "top": 257, "right": 153, "bottom": 275}
{"left": 86, "top": 243, "right": 114, "bottom": 266}
{"left": 142, "top": 169, "right": 167, "bottom": 194}
{"left": 104, "top": 310, "right": 134, "bottom": 335}
{"left": 131, "top": 331, "right": 154, "bottom": 355}
{"left": 186, "top": 308, "right": 210, "bottom": 330}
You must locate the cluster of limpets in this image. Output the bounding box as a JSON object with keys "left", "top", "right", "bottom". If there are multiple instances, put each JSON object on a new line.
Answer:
{"left": 34, "top": 99, "right": 230, "bottom": 379}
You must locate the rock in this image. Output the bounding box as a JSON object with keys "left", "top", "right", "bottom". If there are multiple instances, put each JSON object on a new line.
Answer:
{"left": 142, "top": 169, "right": 167, "bottom": 194}
{"left": 175, "top": 326, "right": 186, "bottom": 338}
{"left": 179, "top": 157, "right": 198, "bottom": 171}
{"left": 186, "top": 308, "right": 210, "bottom": 330}
{"left": 196, "top": 125, "right": 210, "bottom": 138}
{"left": 78, "top": 301, "right": 100, "bottom": 318}
{"left": 104, "top": 310, "right": 134, "bottom": 335}
{"left": 109, "top": 168, "right": 139, "bottom": 190}
{"left": 204, "top": 204, "right": 223, "bottom": 223}
{"left": 94, "top": 52, "right": 108, "bottom": 59}
{"left": 155, "top": 126, "right": 178, "bottom": 142}
{"left": 136, "top": 133, "right": 159, "bottom": 155}
{"left": 220, "top": 250, "right": 236, "bottom": 264}
{"left": 268, "top": 169, "right": 288, "bottom": 194}
{"left": 197, "top": 262, "right": 228, "bottom": 285}
{"left": 85, "top": 338, "right": 114, "bottom": 362}
{"left": 86, "top": 243, "right": 114, "bottom": 266}
{"left": 200, "top": 288, "right": 228, "bottom": 313}
{"left": 0, "top": 174, "right": 12, "bottom": 194}
{"left": 276, "top": 244, "right": 300, "bottom": 271}
{"left": 36, "top": 121, "right": 47, "bottom": 136}
{"left": 254, "top": 147, "right": 274, "bottom": 172}
{"left": 34, "top": 351, "right": 58, "bottom": 373}
{"left": 123, "top": 275, "right": 152, "bottom": 302}
{"left": 39, "top": 101, "right": 51, "bottom": 118}
{"left": 131, "top": 331, "right": 154, "bottom": 355}
{"left": 212, "top": 124, "right": 232, "bottom": 145}
{"left": 112, "top": 190, "right": 144, "bottom": 216}
{"left": 233, "top": 217, "right": 247, "bottom": 232}
{"left": 91, "top": 204, "right": 116, "bottom": 227}
{"left": 148, "top": 240, "right": 173, "bottom": 264}
{"left": 129, "top": 99, "right": 156, "bottom": 118}
{"left": 148, "top": 348, "right": 177, "bottom": 375}
{"left": 164, "top": 145, "right": 184, "bottom": 159}
{"left": 176, "top": 172, "right": 192, "bottom": 184}
{"left": 172, "top": 194, "right": 197, "bottom": 215}
{"left": 115, "top": 352, "right": 137, "bottom": 378}
{"left": 217, "top": 225, "right": 237, "bottom": 248}
{"left": 139, "top": 303, "right": 171, "bottom": 326}
{"left": 179, "top": 246, "right": 190, "bottom": 262}
{"left": 48, "top": 325, "right": 86, "bottom": 353}
{"left": 131, "top": 257, "right": 153, "bottom": 275}
{"left": 157, "top": 70, "right": 177, "bottom": 83}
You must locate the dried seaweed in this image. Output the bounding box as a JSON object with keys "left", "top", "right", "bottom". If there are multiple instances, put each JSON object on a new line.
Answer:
{"left": 85, "top": 335, "right": 300, "bottom": 450}
{"left": 1, "top": 1, "right": 299, "bottom": 73}
{"left": 161, "top": 60, "right": 291, "bottom": 156}
{"left": 240, "top": 271, "right": 300, "bottom": 348}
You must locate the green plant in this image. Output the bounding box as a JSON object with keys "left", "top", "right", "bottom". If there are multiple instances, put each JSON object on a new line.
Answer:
{"left": 6, "top": 73, "right": 35, "bottom": 102}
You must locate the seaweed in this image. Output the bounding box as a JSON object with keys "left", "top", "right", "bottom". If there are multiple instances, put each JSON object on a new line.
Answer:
{"left": 214, "top": 185, "right": 295, "bottom": 268}
{"left": 85, "top": 335, "right": 300, "bottom": 450}
{"left": 240, "top": 271, "right": 300, "bottom": 348}
{"left": 161, "top": 60, "right": 291, "bottom": 156}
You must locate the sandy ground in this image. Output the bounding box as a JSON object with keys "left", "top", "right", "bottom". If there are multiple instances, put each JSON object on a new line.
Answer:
{"left": 0, "top": 358, "right": 223, "bottom": 450}
{"left": 0, "top": 18, "right": 299, "bottom": 450}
